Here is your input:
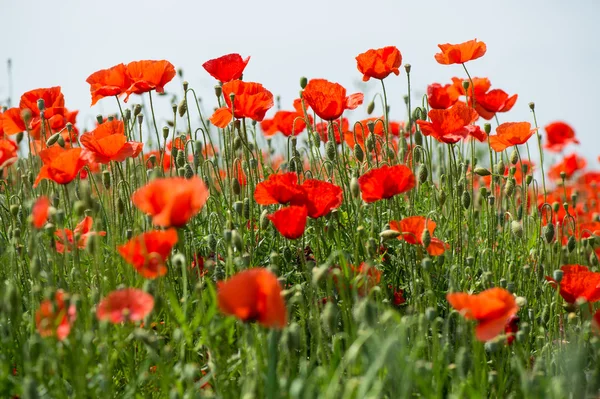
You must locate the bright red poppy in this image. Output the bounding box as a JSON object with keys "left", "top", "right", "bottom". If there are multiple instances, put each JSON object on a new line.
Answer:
{"left": 315, "top": 118, "right": 349, "bottom": 144}
{"left": 474, "top": 89, "right": 518, "bottom": 120}
{"left": 504, "top": 315, "right": 519, "bottom": 345}
{"left": 447, "top": 287, "right": 518, "bottom": 342}
{"left": 302, "top": 79, "right": 364, "bottom": 121}
{"left": 545, "top": 265, "right": 600, "bottom": 304}
{"left": 355, "top": 46, "right": 402, "bottom": 81}
{"left": 548, "top": 153, "right": 587, "bottom": 181}
{"left": 434, "top": 39, "right": 487, "bottom": 65}
{"left": 80, "top": 120, "right": 143, "bottom": 164}
{"left": 544, "top": 121, "right": 579, "bottom": 152}
{"left": 118, "top": 228, "right": 179, "bottom": 279}
{"left": 132, "top": 176, "right": 209, "bottom": 227}
{"left": 32, "top": 196, "right": 51, "bottom": 229}
{"left": 217, "top": 268, "right": 287, "bottom": 329}
{"left": 86, "top": 63, "right": 133, "bottom": 105}
{"left": 54, "top": 216, "right": 106, "bottom": 254}
{"left": 254, "top": 172, "right": 306, "bottom": 206}
{"left": 301, "top": 179, "right": 343, "bottom": 219}
{"left": 144, "top": 150, "right": 172, "bottom": 171}
{"left": 268, "top": 205, "right": 308, "bottom": 239}
{"left": 0, "top": 138, "right": 18, "bottom": 169}
{"left": 35, "top": 290, "right": 77, "bottom": 341}
{"left": 124, "top": 60, "right": 176, "bottom": 101}
{"left": 97, "top": 288, "right": 155, "bottom": 324}
{"left": 210, "top": 81, "right": 274, "bottom": 128}
{"left": 358, "top": 164, "right": 415, "bottom": 203}
{"left": 33, "top": 147, "right": 87, "bottom": 187}
{"left": 202, "top": 53, "right": 250, "bottom": 83}
{"left": 452, "top": 77, "right": 491, "bottom": 99}
{"left": 427, "top": 83, "right": 460, "bottom": 109}
{"left": 416, "top": 102, "right": 479, "bottom": 144}
{"left": 489, "top": 122, "right": 537, "bottom": 152}
{"left": 389, "top": 216, "right": 449, "bottom": 256}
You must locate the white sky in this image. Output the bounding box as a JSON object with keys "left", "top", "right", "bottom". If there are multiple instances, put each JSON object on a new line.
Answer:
{"left": 1, "top": 0, "right": 599, "bottom": 164}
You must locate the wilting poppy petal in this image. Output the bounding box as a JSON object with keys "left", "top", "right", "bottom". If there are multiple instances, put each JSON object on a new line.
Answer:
{"left": 268, "top": 205, "right": 308, "bottom": 239}
{"left": 97, "top": 288, "right": 155, "bottom": 323}
{"left": 217, "top": 268, "right": 287, "bottom": 329}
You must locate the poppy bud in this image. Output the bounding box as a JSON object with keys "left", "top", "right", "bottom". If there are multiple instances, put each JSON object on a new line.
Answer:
{"left": 474, "top": 167, "right": 491, "bottom": 177}
{"left": 177, "top": 167, "right": 185, "bottom": 177}
{"left": 9, "top": 204, "right": 19, "bottom": 218}
{"left": 367, "top": 101, "right": 375, "bottom": 115}
{"left": 176, "top": 151, "right": 185, "bottom": 168}
{"left": 326, "top": 141, "right": 336, "bottom": 161}
{"left": 560, "top": 171, "right": 566, "bottom": 181}
{"left": 213, "top": 85, "right": 222, "bottom": 98}
{"left": 461, "top": 191, "right": 471, "bottom": 210}
{"left": 299, "top": 76, "right": 307, "bottom": 89}
{"left": 418, "top": 164, "right": 428, "bottom": 184}
{"left": 563, "top": 202, "right": 569, "bottom": 212}
{"left": 285, "top": 323, "right": 301, "bottom": 352}
{"left": 421, "top": 229, "right": 431, "bottom": 249}
{"left": 365, "top": 134, "right": 376, "bottom": 152}
{"left": 241, "top": 197, "right": 250, "bottom": 219}
{"left": 56, "top": 134, "right": 66, "bottom": 148}
{"left": 511, "top": 220, "right": 523, "bottom": 238}
{"left": 102, "top": 170, "right": 111, "bottom": 189}
{"left": 380, "top": 229, "right": 401, "bottom": 240}
{"left": 21, "top": 108, "right": 32, "bottom": 126}
{"left": 414, "top": 130, "right": 423, "bottom": 146}
{"left": 312, "top": 264, "right": 329, "bottom": 286}
{"left": 74, "top": 200, "right": 86, "bottom": 217}
{"left": 422, "top": 257, "right": 432, "bottom": 271}
{"left": 404, "top": 64, "right": 411, "bottom": 74}
{"left": 321, "top": 302, "right": 338, "bottom": 334}
{"left": 483, "top": 123, "right": 491, "bottom": 134}
{"left": 528, "top": 102, "right": 535, "bottom": 111}
{"left": 353, "top": 144, "right": 364, "bottom": 162}
{"left": 567, "top": 236, "right": 576, "bottom": 253}
{"left": 232, "top": 178, "right": 241, "bottom": 195}
{"left": 45, "top": 132, "right": 61, "bottom": 147}
{"left": 439, "top": 190, "right": 447, "bottom": 206}
{"left": 542, "top": 224, "right": 554, "bottom": 246}
{"left": 504, "top": 178, "right": 515, "bottom": 197}
{"left": 508, "top": 149, "right": 518, "bottom": 165}
{"left": 526, "top": 175, "right": 533, "bottom": 186}
{"left": 183, "top": 164, "right": 193, "bottom": 179}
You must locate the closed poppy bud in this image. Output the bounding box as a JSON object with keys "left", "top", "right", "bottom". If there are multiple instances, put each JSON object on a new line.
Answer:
{"left": 177, "top": 167, "right": 185, "bottom": 177}
{"left": 567, "top": 236, "right": 576, "bottom": 253}
{"left": 365, "top": 134, "right": 376, "bottom": 152}
{"left": 21, "top": 108, "right": 32, "bottom": 125}
{"left": 421, "top": 229, "right": 431, "bottom": 249}
{"left": 299, "top": 77, "right": 307, "bottom": 89}
{"left": 526, "top": 175, "right": 533, "bottom": 185}
{"left": 232, "top": 178, "right": 241, "bottom": 195}
{"left": 509, "top": 149, "right": 519, "bottom": 165}
{"left": 321, "top": 301, "right": 338, "bottom": 334}
{"left": 354, "top": 144, "right": 364, "bottom": 162}
{"left": 57, "top": 135, "right": 65, "bottom": 148}
{"left": 16, "top": 132, "right": 24, "bottom": 144}
{"left": 543, "top": 224, "right": 555, "bottom": 243}
{"left": 178, "top": 99, "right": 187, "bottom": 117}
{"left": 176, "top": 151, "right": 185, "bottom": 167}
{"left": 46, "top": 132, "right": 61, "bottom": 147}
{"left": 511, "top": 220, "right": 523, "bottom": 238}
{"left": 422, "top": 257, "right": 432, "bottom": 271}
{"left": 366, "top": 237, "right": 378, "bottom": 256}
{"left": 418, "top": 164, "right": 428, "bottom": 184}
{"left": 102, "top": 170, "right": 111, "bottom": 189}
{"left": 462, "top": 191, "right": 471, "bottom": 209}
{"left": 326, "top": 141, "right": 336, "bottom": 161}
{"left": 504, "top": 179, "right": 515, "bottom": 197}
{"left": 494, "top": 159, "right": 505, "bottom": 176}
{"left": 474, "top": 167, "right": 491, "bottom": 177}
{"left": 380, "top": 229, "right": 402, "bottom": 240}
{"left": 367, "top": 101, "right": 375, "bottom": 115}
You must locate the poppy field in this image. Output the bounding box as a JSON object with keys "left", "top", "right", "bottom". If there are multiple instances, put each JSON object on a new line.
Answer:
{"left": 1, "top": 39, "right": 600, "bottom": 398}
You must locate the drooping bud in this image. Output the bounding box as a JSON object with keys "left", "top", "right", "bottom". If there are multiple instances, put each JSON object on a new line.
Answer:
{"left": 350, "top": 177, "right": 360, "bottom": 199}
{"left": 299, "top": 76, "right": 307, "bottom": 89}
{"left": 418, "top": 164, "right": 428, "bottom": 184}
{"left": 366, "top": 101, "right": 375, "bottom": 115}
{"left": 543, "top": 224, "right": 555, "bottom": 243}
{"left": 380, "top": 229, "right": 402, "bottom": 240}
{"left": 45, "top": 132, "right": 61, "bottom": 147}
{"left": 354, "top": 144, "right": 364, "bottom": 162}
{"left": 421, "top": 229, "right": 431, "bottom": 249}
{"left": 326, "top": 141, "right": 336, "bottom": 161}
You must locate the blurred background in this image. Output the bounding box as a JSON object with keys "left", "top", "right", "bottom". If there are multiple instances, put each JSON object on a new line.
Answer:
{"left": 1, "top": 0, "right": 598, "bottom": 163}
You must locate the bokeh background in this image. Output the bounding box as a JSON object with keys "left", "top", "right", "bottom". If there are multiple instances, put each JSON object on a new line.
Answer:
{"left": 1, "top": 0, "right": 598, "bottom": 163}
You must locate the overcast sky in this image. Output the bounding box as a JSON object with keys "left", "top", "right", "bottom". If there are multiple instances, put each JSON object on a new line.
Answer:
{"left": 1, "top": 0, "right": 599, "bottom": 164}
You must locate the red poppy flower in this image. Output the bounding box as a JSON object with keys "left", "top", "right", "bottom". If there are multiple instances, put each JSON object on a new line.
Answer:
{"left": 301, "top": 179, "right": 343, "bottom": 219}
{"left": 118, "top": 228, "right": 179, "bottom": 279}
{"left": 389, "top": 216, "right": 449, "bottom": 256}
{"left": 315, "top": 118, "right": 349, "bottom": 144}
{"left": 144, "top": 150, "right": 172, "bottom": 171}
{"left": 202, "top": 53, "right": 250, "bottom": 83}
{"left": 489, "top": 122, "right": 537, "bottom": 152}
{"left": 210, "top": 81, "right": 274, "bottom": 128}
{"left": 267, "top": 205, "right": 308, "bottom": 239}
{"left": 132, "top": 176, "right": 209, "bottom": 227}
{"left": 260, "top": 118, "right": 278, "bottom": 136}
{"left": 124, "top": 60, "right": 176, "bottom": 101}
{"left": 80, "top": 120, "right": 143, "bottom": 164}
{"left": 545, "top": 265, "right": 600, "bottom": 304}
{"left": 358, "top": 164, "right": 415, "bottom": 203}
{"left": 548, "top": 153, "right": 587, "bottom": 181}
{"left": 504, "top": 315, "right": 519, "bottom": 345}
{"left": 452, "top": 77, "right": 491, "bottom": 98}
{"left": 268, "top": 110, "right": 308, "bottom": 137}
{"left": 544, "top": 121, "right": 579, "bottom": 152}
{"left": 254, "top": 172, "right": 306, "bottom": 206}
{"left": 416, "top": 102, "right": 478, "bottom": 144}
{"left": 190, "top": 254, "right": 209, "bottom": 278}
{"left": 427, "top": 83, "right": 460, "bottom": 109}
{"left": 355, "top": 46, "right": 402, "bottom": 81}
{"left": 350, "top": 263, "right": 382, "bottom": 295}
{"left": 54, "top": 216, "right": 106, "bottom": 254}
{"left": 0, "top": 138, "right": 18, "bottom": 168}
{"left": 36, "top": 290, "right": 77, "bottom": 341}
{"left": 1, "top": 86, "right": 67, "bottom": 139}
{"left": 474, "top": 89, "right": 518, "bottom": 120}
{"left": 447, "top": 287, "right": 518, "bottom": 342}
{"left": 86, "top": 63, "right": 133, "bottom": 106}
{"left": 302, "top": 79, "right": 364, "bottom": 121}
{"left": 434, "top": 39, "right": 487, "bottom": 65}
{"left": 32, "top": 196, "right": 50, "bottom": 229}
{"left": 33, "top": 147, "right": 87, "bottom": 187}
{"left": 217, "top": 268, "right": 287, "bottom": 329}
{"left": 392, "top": 288, "right": 406, "bottom": 306}
{"left": 97, "top": 288, "right": 155, "bottom": 324}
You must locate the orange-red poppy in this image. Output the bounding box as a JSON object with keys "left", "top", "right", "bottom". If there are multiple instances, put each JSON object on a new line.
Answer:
{"left": 355, "top": 46, "right": 402, "bottom": 81}
{"left": 254, "top": 172, "right": 306, "bottom": 206}
{"left": 301, "top": 179, "right": 343, "bottom": 219}
{"left": 315, "top": 118, "right": 349, "bottom": 144}
{"left": 358, "top": 164, "right": 415, "bottom": 203}
{"left": 548, "top": 153, "right": 587, "bottom": 181}
{"left": 124, "top": 60, "right": 176, "bottom": 101}
{"left": 434, "top": 39, "right": 487, "bottom": 65}
{"left": 489, "top": 122, "right": 537, "bottom": 152}
{"left": 33, "top": 147, "right": 87, "bottom": 187}
{"left": 302, "top": 79, "right": 364, "bottom": 121}
{"left": 266, "top": 103, "right": 309, "bottom": 137}
{"left": 97, "top": 288, "right": 155, "bottom": 323}
{"left": 217, "top": 268, "right": 287, "bottom": 329}
{"left": 202, "top": 53, "right": 250, "bottom": 83}
{"left": 54, "top": 216, "right": 106, "bottom": 254}
{"left": 86, "top": 63, "right": 133, "bottom": 105}
{"left": 389, "top": 216, "right": 449, "bottom": 256}
{"left": 268, "top": 205, "right": 308, "bottom": 239}
{"left": 118, "top": 228, "right": 179, "bottom": 279}
{"left": 210, "top": 81, "right": 274, "bottom": 128}
{"left": 447, "top": 287, "right": 518, "bottom": 342}
{"left": 32, "top": 196, "right": 50, "bottom": 229}
{"left": 544, "top": 121, "right": 579, "bottom": 152}
{"left": 416, "top": 102, "right": 478, "bottom": 144}
{"left": 504, "top": 315, "right": 519, "bottom": 345}
{"left": 144, "top": 150, "right": 172, "bottom": 171}
{"left": 474, "top": 89, "right": 518, "bottom": 120}
{"left": 545, "top": 265, "right": 600, "bottom": 304}
{"left": 36, "top": 290, "right": 77, "bottom": 341}
{"left": 452, "top": 77, "right": 491, "bottom": 98}
{"left": 0, "top": 138, "right": 18, "bottom": 169}
{"left": 427, "top": 83, "right": 460, "bottom": 109}
{"left": 132, "top": 176, "right": 209, "bottom": 227}
{"left": 80, "top": 120, "right": 143, "bottom": 164}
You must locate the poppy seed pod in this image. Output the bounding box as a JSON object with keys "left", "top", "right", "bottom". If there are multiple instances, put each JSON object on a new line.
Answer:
{"left": 404, "top": 64, "right": 411, "bottom": 74}
{"left": 484, "top": 123, "right": 491, "bottom": 134}
{"left": 526, "top": 175, "right": 533, "bottom": 185}
{"left": 528, "top": 102, "right": 535, "bottom": 111}
{"left": 552, "top": 269, "right": 563, "bottom": 284}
